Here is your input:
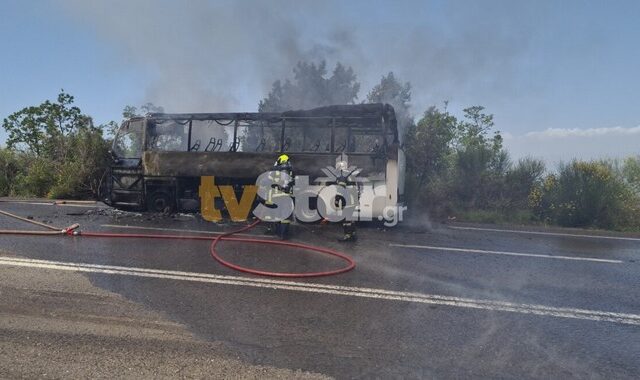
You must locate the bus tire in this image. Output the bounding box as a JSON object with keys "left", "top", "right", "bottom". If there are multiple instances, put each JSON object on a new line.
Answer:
{"left": 146, "top": 190, "right": 175, "bottom": 213}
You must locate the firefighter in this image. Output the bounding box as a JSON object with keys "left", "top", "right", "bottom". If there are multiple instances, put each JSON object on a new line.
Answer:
{"left": 264, "top": 154, "right": 294, "bottom": 239}
{"left": 335, "top": 164, "right": 357, "bottom": 242}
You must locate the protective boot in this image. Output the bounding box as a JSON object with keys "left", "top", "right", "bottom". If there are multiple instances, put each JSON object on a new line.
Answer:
{"left": 264, "top": 222, "right": 277, "bottom": 235}
{"left": 338, "top": 222, "right": 357, "bottom": 242}
{"left": 277, "top": 222, "right": 290, "bottom": 240}
{"left": 338, "top": 232, "right": 357, "bottom": 242}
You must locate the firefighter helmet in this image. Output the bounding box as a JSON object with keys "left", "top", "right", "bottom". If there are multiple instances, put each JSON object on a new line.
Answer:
{"left": 276, "top": 154, "right": 289, "bottom": 165}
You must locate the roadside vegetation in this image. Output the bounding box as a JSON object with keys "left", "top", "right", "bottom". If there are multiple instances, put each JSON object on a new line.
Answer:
{"left": 1, "top": 91, "right": 111, "bottom": 199}
{"left": 403, "top": 105, "right": 640, "bottom": 231}
{"left": 2, "top": 62, "right": 640, "bottom": 231}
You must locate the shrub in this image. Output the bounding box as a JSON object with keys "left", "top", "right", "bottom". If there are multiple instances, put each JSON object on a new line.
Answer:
{"left": 504, "top": 157, "right": 545, "bottom": 209}
{"left": 451, "top": 145, "right": 510, "bottom": 210}
{"left": 1, "top": 128, "right": 110, "bottom": 199}
{"left": 0, "top": 148, "right": 25, "bottom": 196}
{"left": 622, "top": 156, "right": 640, "bottom": 194}
{"left": 48, "top": 127, "right": 110, "bottom": 199}
{"left": 12, "top": 156, "right": 55, "bottom": 197}
{"left": 535, "top": 161, "right": 640, "bottom": 229}
{"left": 1, "top": 90, "right": 112, "bottom": 200}
{"left": 407, "top": 174, "right": 455, "bottom": 217}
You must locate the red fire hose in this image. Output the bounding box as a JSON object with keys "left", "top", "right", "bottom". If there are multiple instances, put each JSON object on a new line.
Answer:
{"left": 0, "top": 208, "right": 355, "bottom": 278}
{"left": 209, "top": 219, "right": 355, "bottom": 277}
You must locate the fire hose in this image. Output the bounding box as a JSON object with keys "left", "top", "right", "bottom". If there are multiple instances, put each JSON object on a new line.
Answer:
{"left": 0, "top": 208, "right": 355, "bottom": 278}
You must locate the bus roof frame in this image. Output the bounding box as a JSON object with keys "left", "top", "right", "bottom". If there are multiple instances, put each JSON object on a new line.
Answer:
{"left": 145, "top": 103, "right": 398, "bottom": 142}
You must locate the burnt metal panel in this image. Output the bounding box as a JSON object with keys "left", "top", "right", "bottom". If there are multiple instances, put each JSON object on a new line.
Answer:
{"left": 142, "top": 151, "right": 385, "bottom": 179}
{"left": 145, "top": 103, "right": 397, "bottom": 142}
{"left": 148, "top": 112, "right": 281, "bottom": 121}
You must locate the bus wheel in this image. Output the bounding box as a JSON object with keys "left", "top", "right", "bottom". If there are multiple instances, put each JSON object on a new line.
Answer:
{"left": 147, "top": 191, "right": 174, "bottom": 213}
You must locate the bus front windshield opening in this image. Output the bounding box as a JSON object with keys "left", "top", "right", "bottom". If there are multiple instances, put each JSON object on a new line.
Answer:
{"left": 113, "top": 120, "right": 144, "bottom": 158}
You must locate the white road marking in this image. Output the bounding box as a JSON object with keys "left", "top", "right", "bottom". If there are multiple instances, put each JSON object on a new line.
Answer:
{"left": 100, "top": 224, "right": 274, "bottom": 239}
{"left": 0, "top": 201, "right": 99, "bottom": 208}
{"left": 1, "top": 256, "right": 638, "bottom": 326}
{"left": 450, "top": 225, "right": 640, "bottom": 242}
{"left": 389, "top": 244, "right": 623, "bottom": 264}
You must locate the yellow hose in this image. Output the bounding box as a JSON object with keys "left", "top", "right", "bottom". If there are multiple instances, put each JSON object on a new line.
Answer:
{"left": 0, "top": 209, "right": 60, "bottom": 230}
{"left": 0, "top": 230, "right": 65, "bottom": 235}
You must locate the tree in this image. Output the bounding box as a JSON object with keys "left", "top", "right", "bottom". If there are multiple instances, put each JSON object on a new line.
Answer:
{"left": 451, "top": 106, "right": 509, "bottom": 208}
{"left": 404, "top": 106, "right": 457, "bottom": 189}
{"left": 366, "top": 72, "right": 412, "bottom": 136}
{"left": 2, "top": 106, "right": 44, "bottom": 156}
{"left": 2, "top": 90, "right": 91, "bottom": 157}
{"left": 402, "top": 103, "right": 512, "bottom": 212}
{"left": 456, "top": 106, "right": 500, "bottom": 149}
{"left": 259, "top": 61, "right": 360, "bottom": 112}
{"left": 1, "top": 90, "right": 111, "bottom": 198}
{"left": 254, "top": 61, "right": 360, "bottom": 152}
{"left": 122, "top": 102, "right": 165, "bottom": 118}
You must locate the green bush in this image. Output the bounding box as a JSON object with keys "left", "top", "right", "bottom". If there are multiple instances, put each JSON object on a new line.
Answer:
{"left": 622, "top": 156, "right": 640, "bottom": 194}
{"left": 451, "top": 145, "right": 510, "bottom": 210}
{"left": 49, "top": 161, "right": 84, "bottom": 199}
{"left": 1, "top": 128, "right": 110, "bottom": 199}
{"left": 54, "top": 127, "right": 110, "bottom": 198}
{"left": 13, "top": 156, "right": 55, "bottom": 197}
{"left": 47, "top": 127, "right": 110, "bottom": 199}
{"left": 407, "top": 174, "right": 455, "bottom": 217}
{"left": 532, "top": 161, "right": 640, "bottom": 229}
{"left": 0, "top": 149, "right": 24, "bottom": 196}
{"left": 504, "top": 157, "right": 546, "bottom": 209}
{"left": 1, "top": 90, "right": 112, "bottom": 200}
{"left": 404, "top": 105, "right": 512, "bottom": 216}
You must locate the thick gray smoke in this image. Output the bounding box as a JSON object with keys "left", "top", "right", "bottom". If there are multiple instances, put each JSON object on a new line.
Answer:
{"left": 61, "top": 0, "right": 534, "bottom": 114}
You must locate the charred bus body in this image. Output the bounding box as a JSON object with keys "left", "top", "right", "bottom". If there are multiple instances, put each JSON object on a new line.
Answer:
{"left": 105, "top": 103, "right": 405, "bottom": 220}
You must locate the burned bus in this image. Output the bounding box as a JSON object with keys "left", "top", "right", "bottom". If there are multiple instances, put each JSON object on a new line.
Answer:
{"left": 105, "top": 103, "right": 405, "bottom": 222}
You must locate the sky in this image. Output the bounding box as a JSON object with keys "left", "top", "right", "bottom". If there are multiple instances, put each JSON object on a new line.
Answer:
{"left": 1, "top": 0, "right": 639, "bottom": 167}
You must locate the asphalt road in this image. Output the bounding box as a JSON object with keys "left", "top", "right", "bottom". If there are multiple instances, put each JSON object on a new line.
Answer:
{"left": 1, "top": 200, "right": 639, "bottom": 379}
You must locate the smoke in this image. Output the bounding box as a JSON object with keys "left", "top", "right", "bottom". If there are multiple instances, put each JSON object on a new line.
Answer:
{"left": 60, "top": 0, "right": 534, "bottom": 114}
{"left": 402, "top": 211, "right": 434, "bottom": 233}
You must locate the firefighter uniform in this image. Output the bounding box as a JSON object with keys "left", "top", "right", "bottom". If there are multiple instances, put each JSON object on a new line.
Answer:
{"left": 336, "top": 171, "right": 357, "bottom": 242}
{"left": 264, "top": 154, "right": 294, "bottom": 239}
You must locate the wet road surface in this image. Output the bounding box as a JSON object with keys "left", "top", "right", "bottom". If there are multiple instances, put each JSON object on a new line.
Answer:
{"left": 1, "top": 201, "right": 639, "bottom": 378}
